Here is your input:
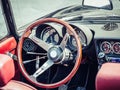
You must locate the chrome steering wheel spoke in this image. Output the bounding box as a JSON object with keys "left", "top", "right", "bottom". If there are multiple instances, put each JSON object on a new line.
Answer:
{"left": 29, "top": 35, "right": 52, "bottom": 51}
{"left": 32, "top": 59, "right": 54, "bottom": 78}
{"left": 60, "top": 33, "right": 69, "bottom": 50}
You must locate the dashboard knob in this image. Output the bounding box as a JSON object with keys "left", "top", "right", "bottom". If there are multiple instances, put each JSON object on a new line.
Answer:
{"left": 98, "top": 52, "right": 108, "bottom": 69}
{"left": 98, "top": 52, "right": 105, "bottom": 59}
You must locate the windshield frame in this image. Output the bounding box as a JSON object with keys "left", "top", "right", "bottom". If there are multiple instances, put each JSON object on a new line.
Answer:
{"left": 0, "top": 0, "right": 18, "bottom": 40}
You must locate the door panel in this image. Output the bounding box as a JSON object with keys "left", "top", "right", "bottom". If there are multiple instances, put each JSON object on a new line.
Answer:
{"left": 0, "top": 37, "right": 17, "bottom": 54}
{"left": 0, "top": 36, "right": 20, "bottom": 80}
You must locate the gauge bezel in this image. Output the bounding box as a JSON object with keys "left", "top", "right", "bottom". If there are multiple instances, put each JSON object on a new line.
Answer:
{"left": 36, "top": 24, "right": 61, "bottom": 45}
{"left": 112, "top": 42, "right": 120, "bottom": 54}
{"left": 100, "top": 41, "right": 111, "bottom": 54}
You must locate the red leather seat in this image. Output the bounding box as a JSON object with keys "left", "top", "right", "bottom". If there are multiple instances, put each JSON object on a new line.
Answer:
{"left": 0, "top": 80, "right": 37, "bottom": 90}
{"left": 0, "top": 54, "right": 37, "bottom": 90}
{"left": 96, "top": 63, "right": 120, "bottom": 90}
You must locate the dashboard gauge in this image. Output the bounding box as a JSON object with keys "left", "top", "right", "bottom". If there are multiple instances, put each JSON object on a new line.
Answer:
{"left": 112, "top": 42, "right": 120, "bottom": 54}
{"left": 100, "top": 41, "right": 111, "bottom": 54}
{"left": 23, "top": 38, "right": 37, "bottom": 52}
{"left": 40, "top": 26, "right": 60, "bottom": 45}
{"left": 67, "top": 26, "right": 87, "bottom": 51}
{"left": 68, "top": 35, "right": 77, "bottom": 50}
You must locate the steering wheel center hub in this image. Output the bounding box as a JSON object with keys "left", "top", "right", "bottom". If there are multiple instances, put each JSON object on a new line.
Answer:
{"left": 48, "top": 46, "right": 63, "bottom": 62}
{"left": 50, "top": 50, "right": 58, "bottom": 58}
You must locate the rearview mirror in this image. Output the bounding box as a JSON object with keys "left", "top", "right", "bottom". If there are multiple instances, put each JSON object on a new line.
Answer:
{"left": 82, "top": 0, "right": 113, "bottom": 10}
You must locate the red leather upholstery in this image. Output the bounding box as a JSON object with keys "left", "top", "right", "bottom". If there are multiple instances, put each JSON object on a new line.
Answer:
{"left": 0, "top": 54, "right": 15, "bottom": 86}
{"left": 0, "top": 80, "right": 37, "bottom": 90}
{"left": 96, "top": 63, "right": 120, "bottom": 90}
{"left": 0, "top": 54, "right": 37, "bottom": 90}
{"left": 0, "top": 37, "right": 17, "bottom": 54}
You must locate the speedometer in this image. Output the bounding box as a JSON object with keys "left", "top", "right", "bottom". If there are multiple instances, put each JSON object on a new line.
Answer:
{"left": 100, "top": 41, "right": 111, "bottom": 54}
{"left": 38, "top": 26, "right": 61, "bottom": 45}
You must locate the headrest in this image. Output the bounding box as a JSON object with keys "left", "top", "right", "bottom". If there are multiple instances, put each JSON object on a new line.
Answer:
{"left": 0, "top": 54, "right": 15, "bottom": 86}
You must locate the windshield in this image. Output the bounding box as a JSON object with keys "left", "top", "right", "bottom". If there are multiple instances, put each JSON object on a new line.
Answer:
{"left": 10, "top": 0, "right": 120, "bottom": 30}
{"left": 10, "top": 0, "right": 82, "bottom": 29}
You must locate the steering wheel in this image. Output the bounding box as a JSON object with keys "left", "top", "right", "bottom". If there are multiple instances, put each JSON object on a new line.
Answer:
{"left": 17, "top": 18, "right": 82, "bottom": 89}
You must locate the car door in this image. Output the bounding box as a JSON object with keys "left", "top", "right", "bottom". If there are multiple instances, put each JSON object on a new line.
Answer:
{"left": 0, "top": 4, "right": 17, "bottom": 55}
{"left": 0, "top": 2, "right": 20, "bottom": 79}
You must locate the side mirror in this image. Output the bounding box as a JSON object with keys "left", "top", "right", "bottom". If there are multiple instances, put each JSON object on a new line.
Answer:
{"left": 82, "top": 0, "right": 113, "bottom": 10}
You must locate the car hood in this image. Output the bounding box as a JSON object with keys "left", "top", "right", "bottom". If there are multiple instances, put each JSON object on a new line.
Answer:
{"left": 48, "top": 5, "right": 120, "bottom": 21}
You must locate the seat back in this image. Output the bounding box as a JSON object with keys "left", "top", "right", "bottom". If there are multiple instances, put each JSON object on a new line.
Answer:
{"left": 0, "top": 54, "right": 15, "bottom": 86}
{"left": 96, "top": 63, "right": 120, "bottom": 90}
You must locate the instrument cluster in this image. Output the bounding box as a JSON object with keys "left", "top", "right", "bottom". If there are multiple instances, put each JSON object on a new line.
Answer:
{"left": 100, "top": 40, "right": 120, "bottom": 54}
{"left": 23, "top": 23, "right": 93, "bottom": 53}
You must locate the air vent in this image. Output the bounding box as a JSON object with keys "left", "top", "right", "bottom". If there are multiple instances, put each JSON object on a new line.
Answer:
{"left": 102, "top": 22, "right": 118, "bottom": 31}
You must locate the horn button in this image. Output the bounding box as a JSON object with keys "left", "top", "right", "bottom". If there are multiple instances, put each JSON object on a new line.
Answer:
{"left": 47, "top": 47, "right": 63, "bottom": 62}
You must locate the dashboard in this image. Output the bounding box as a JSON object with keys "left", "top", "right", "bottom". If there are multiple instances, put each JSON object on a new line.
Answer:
{"left": 22, "top": 20, "right": 120, "bottom": 65}
{"left": 22, "top": 23, "right": 93, "bottom": 52}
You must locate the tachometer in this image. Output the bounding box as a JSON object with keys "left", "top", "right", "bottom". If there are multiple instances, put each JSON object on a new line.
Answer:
{"left": 112, "top": 42, "right": 120, "bottom": 54}
{"left": 68, "top": 26, "right": 87, "bottom": 51}
{"left": 100, "top": 41, "right": 111, "bottom": 54}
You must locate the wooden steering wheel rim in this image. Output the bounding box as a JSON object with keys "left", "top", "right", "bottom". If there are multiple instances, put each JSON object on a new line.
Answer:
{"left": 17, "top": 18, "right": 82, "bottom": 89}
